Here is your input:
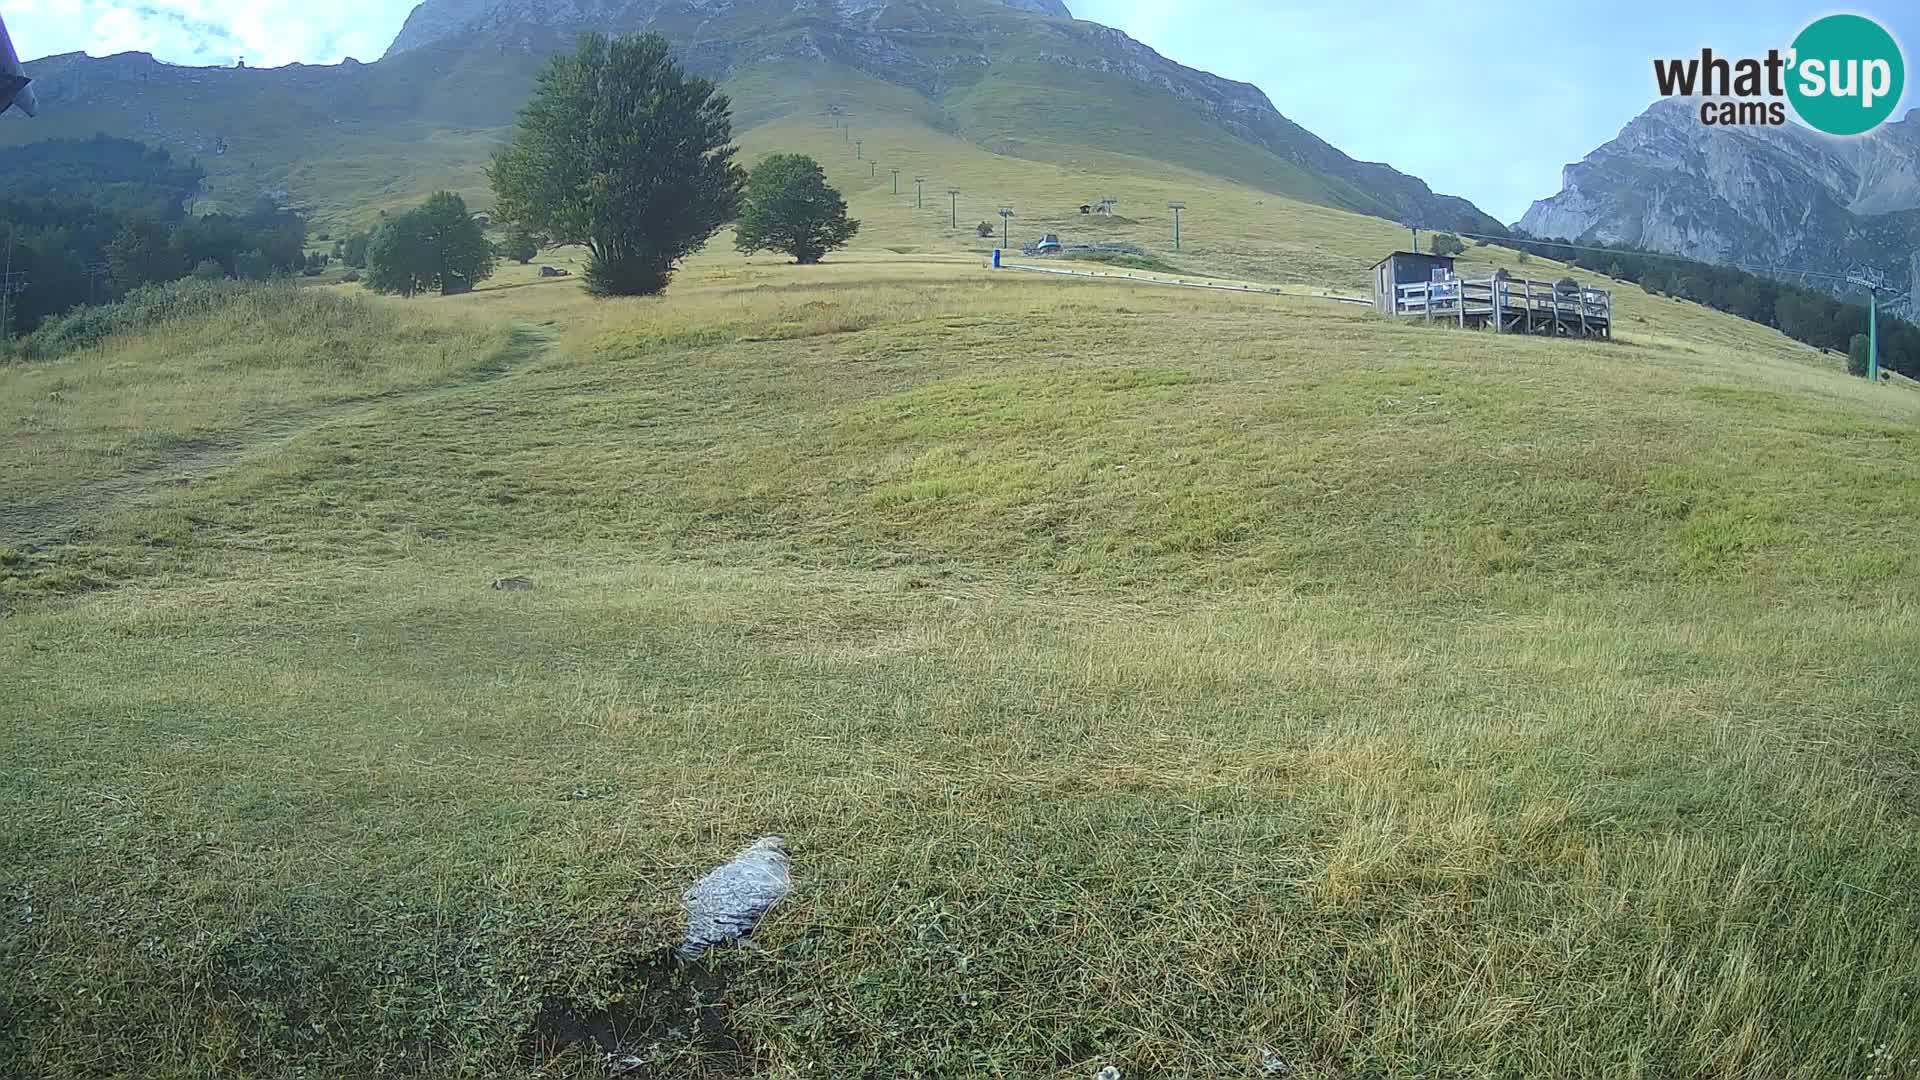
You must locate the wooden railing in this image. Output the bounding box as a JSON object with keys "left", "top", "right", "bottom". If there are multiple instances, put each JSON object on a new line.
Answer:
{"left": 1394, "top": 276, "right": 1611, "bottom": 334}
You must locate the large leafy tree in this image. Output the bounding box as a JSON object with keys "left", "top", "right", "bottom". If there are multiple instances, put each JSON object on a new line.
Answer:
{"left": 488, "top": 33, "right": 746, "bottom": 296}
{"left": 734, "top": 154, "right": 860, "bottom": 265}
{"left": 365, "top": 191, "right": 495, "bottom": 297}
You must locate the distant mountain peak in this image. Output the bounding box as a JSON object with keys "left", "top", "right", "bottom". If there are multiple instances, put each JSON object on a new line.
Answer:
{"left": 1519, "top": 98, "right": 1920, "bottom": 295}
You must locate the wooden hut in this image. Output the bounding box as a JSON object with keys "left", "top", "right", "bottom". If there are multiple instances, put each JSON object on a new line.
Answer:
{"left": 1371, "top": 251, "right": 1457, "bottom": 315}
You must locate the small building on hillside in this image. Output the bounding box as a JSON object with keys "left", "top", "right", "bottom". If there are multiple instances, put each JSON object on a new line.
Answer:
{"left": 1371, "top": 249, "right": 1613, "bottom": 338}
{"left": 1371, "top": 251, "right": 1456, "bottom": 314}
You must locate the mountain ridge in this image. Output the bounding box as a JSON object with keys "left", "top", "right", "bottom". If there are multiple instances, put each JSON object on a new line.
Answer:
{"left": 7, "top": 0, "right": 1501, "bottom": 237}
{"left": 1520, "top": 98, "right": 1920, "bottom": 297}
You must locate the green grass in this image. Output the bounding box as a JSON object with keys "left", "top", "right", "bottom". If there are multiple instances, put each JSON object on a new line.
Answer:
{"left": 0, "top": 281, "right": 520, "bottom": 508}
{"left": 3, "top": 260, "right": 1919, "bottom": 1077}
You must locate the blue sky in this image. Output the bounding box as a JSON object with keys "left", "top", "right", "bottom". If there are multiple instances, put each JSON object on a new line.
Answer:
{"left": 1074, "top": 0, "right": 1919, "bottom": 221}
{"left": 8, "top": 0, "right": 1919, "bottom": 222}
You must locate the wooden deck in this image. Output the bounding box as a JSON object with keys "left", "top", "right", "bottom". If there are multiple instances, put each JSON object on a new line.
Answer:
{"left": 1393, "top": 277, "right": 1612, "bottom": 338}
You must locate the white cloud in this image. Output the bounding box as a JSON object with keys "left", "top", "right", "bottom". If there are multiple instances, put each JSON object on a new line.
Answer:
{"left": 9, "top": 0, "right": 412, "bottom": 66}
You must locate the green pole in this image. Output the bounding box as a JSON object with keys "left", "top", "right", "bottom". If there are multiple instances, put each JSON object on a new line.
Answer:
{"left": 1173, "top": 208, "right": 1181, "bottom": 251}
{"left": 1870, "top": 289, "right": 1880, "bottom": 383}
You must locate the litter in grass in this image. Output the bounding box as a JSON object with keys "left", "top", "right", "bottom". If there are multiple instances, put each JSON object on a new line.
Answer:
{"left": 490, "top": 575, "right": 536, "bottom": 591}
{"left": 679, "top": 836, "right": 792, "bottom": 961}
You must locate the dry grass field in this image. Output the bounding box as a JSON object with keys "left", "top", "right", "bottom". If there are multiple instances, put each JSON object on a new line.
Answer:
{"left": 4, "top": 129, "right": 1920, "bottom": 1078}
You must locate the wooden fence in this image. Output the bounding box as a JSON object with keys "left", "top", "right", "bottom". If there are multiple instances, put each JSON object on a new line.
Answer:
{"left": 1392, "top": 276, "right": 1612, "bottom": 337}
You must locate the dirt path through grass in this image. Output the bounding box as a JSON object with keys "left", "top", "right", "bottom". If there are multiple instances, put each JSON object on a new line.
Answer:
{"left": 0, "top": 324, "right": 552, "bottom": 550}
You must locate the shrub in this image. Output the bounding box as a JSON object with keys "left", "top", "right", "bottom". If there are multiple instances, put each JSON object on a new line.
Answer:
{"left": 976, "top": 222, "right": 997, "bottom": 239}
{"left": 235, "top": 249, "right": 273, "bottom": 281}
{"left": 8, "top": 278, "right": 258, "bottom": 361}
{"left": 191, "top": 259, "right": 226, "bottom": 281}
{"left": 1429, "top": 232, "right": 1466, "bottom": 257}
{"left": 1848, "top": 333, "right": 1872, "bottom": 377}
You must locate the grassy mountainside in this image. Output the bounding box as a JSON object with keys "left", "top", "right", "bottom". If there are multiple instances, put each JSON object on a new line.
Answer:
{"left": 4, "top": 164, "right": 1919, "bottom": 1077}
{"left": 6, "top": 0, "right": 1501, "bottom": 233}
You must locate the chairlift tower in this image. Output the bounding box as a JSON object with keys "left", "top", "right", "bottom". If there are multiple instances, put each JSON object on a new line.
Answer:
{"left": 1167, "top": 202, "right": 1186, "bottom": 251}
{"left": 947, "top": 188, "right": 961, "bottom": 229}
{"left": 914, "top": 177, "right": 926, "bottom": 209}
{"left": 890, "top": 168, "right": 900, "bottom": 196}
{"left": 1848, "top": 267, "right": 1912, "bottom": 384}
{"left": 998, "top": 207, "right": 1015, "bottom": 249}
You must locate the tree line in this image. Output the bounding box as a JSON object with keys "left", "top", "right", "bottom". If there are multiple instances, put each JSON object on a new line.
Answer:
{"left": 1502, "top": 233, "right": 1920, "bottom": 379}
{"left": 0, "top": 135, "right": 206, "bottom": 220}
{"left": 1, "top": 195, "right": 309, "bottom": 336}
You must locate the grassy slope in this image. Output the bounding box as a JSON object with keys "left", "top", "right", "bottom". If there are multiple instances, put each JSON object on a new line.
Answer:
{"left": 7, "top": 15, "right": 1461, "bottom": 235}
{"left": 4, "top": 169, "right": 1920, "bottom": 1077}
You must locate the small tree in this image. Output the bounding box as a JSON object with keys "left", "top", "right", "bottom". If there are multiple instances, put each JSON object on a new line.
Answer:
{"left": 365, "top": 192, "right": 496, "bottom": 297}
{"left": 976, "top": 222, "right": 997, "bottom": 238}
{"left": 1848, "top": 333, "right": 1872, "bottom": 377}
{"left": 502, "top": 223, "right": 542, "bottom": 264}
{"left": 734, "top": 154, "right": 860, "bottom": 265}
{"left": 489, "top": 33, "right": 746, "bottom": 296}
{"left": 1429, "top": 232, "right": 1466, "bottom": 257}
{"left": 366, "top": 215, "right": 428, "bottom": 296}
{"left": 343, "top": 232, "right": 370, "bottom": 269}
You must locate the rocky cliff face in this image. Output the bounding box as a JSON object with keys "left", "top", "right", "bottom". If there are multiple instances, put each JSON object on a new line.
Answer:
{"left": 1520, "top": 98, "right": 1920, "bottom": 295}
